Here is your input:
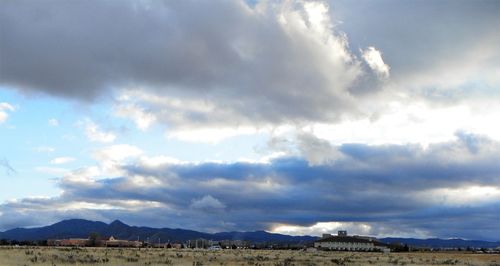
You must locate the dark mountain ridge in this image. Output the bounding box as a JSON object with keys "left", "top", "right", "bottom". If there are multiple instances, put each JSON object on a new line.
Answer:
{"left": 1, "top": 219, "right": 499, "bottom": 248}
{"left": 379, "top": 237, "right": 500, "bottom": 249}
{"left": 0, "top": 219, "right": 315, "bottom": 244}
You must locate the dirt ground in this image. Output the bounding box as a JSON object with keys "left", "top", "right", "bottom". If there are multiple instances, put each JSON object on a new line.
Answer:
{"left": 0, "top": 246, "right": 498, "bottom": 266}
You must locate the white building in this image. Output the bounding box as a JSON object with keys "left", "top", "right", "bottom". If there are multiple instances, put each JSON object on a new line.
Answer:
{"left": 314, "top": 231, "right": 375, "bottom": 251}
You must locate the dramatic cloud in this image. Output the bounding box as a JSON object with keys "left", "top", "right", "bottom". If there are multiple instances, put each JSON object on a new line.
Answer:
{"left": 0, "top": 0, "right": 393, "bottom": 131}
{"left": 1, "top": 133, "right": 499, "bottom": 240}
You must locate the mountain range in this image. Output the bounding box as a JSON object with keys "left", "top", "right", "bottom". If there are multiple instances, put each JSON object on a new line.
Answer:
{"left": 1, "top": 219, "right": 499, "bottom": 248}
{"left": 0, "top": 219, "right": 315, "bottom": 244}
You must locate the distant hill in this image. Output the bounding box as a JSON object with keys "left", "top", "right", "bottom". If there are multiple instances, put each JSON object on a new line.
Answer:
{"left": 0, "top": 219, "right": 316, "bottom": 244}
{"left": 380, "top": 237, "right": 500, "bottom": 249}
{"left": 0, "top": 219, "right": 109, "bottom": 241}
{"left": 1, "top": 219, "right": 498, "bottom": 248}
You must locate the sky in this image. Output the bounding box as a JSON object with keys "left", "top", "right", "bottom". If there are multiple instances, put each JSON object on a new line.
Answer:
{"left": 0, "top": 0, "right": 500, "bottom": 241}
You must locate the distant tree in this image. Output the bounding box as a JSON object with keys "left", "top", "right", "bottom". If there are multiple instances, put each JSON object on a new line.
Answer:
{"left": 0, "top": 239, "right": 9, "bottom": 246}
{"left": 388, "top": 242, "right": 408, "bottom": 252}
{"left": 167, "top": 243, "right": 172, "bottom": 248}
{"left": 231, "top": 244, "right": 237, "bottom": 249}
{"left": 89, "top": 232, "right": 100, "bottom": 247}
{"left": 19, "top": 240, "right": 32, "bottom": 246}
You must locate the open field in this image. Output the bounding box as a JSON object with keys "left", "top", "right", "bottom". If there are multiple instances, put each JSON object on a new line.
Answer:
{"left": 0, "top": 247, "right": 498, "bottom": 266}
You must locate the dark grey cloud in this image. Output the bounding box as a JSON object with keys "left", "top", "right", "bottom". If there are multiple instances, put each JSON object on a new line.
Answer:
{"left": 3, "top": 0, "right": 496, "bottom": 131}
{"left": 0, "top": 0, "right": 383, "bottom": 127}
{"left": 1, "top": 0, "right": 498, "bottom": 133}
{"left": 1, "top": 133, "right": 499, "bottom": 240}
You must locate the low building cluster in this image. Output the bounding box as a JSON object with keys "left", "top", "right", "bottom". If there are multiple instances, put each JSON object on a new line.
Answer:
{"left": 185, "top": 238, "right": 250, "bottom": 249}
{"left": 105, "top": 236, "right": 142, "bottom": 247}
{"left": 47, "top": 231, "right": 392, "bottom": 251}
{"left": 186, "top": 238, "right": 218, "bottom": 249}
{"left": 47, "top": 236, "right": 251, "bottom": 250}
{"left": 314, "top": 231, "right": 389, "bottom": 252}
{"left": 48, "top": 236, "right": 141, "bottom": 247}
{"left": 219, "top": 239, "right": 251, "bottom": 249}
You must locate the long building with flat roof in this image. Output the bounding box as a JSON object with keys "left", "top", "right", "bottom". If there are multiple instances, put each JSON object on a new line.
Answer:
{"left": 314, "top": 231, "right": 376, "bottom": 251}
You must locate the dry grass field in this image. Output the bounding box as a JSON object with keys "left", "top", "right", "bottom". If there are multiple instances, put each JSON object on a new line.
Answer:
{"left": 0, "top": 246, "right": 498, "bottom": 266}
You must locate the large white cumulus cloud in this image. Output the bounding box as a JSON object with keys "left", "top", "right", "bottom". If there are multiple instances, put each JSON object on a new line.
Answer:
{"left": 0, "top": 0, "right": 387, "bottom": 128}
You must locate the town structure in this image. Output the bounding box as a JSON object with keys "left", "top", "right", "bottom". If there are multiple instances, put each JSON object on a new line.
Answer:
{"left": 48, "top": 236, "right": 141, "bottom": 247}
{"left": 314, "top": 231, "right": 388, "bottom": 252}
